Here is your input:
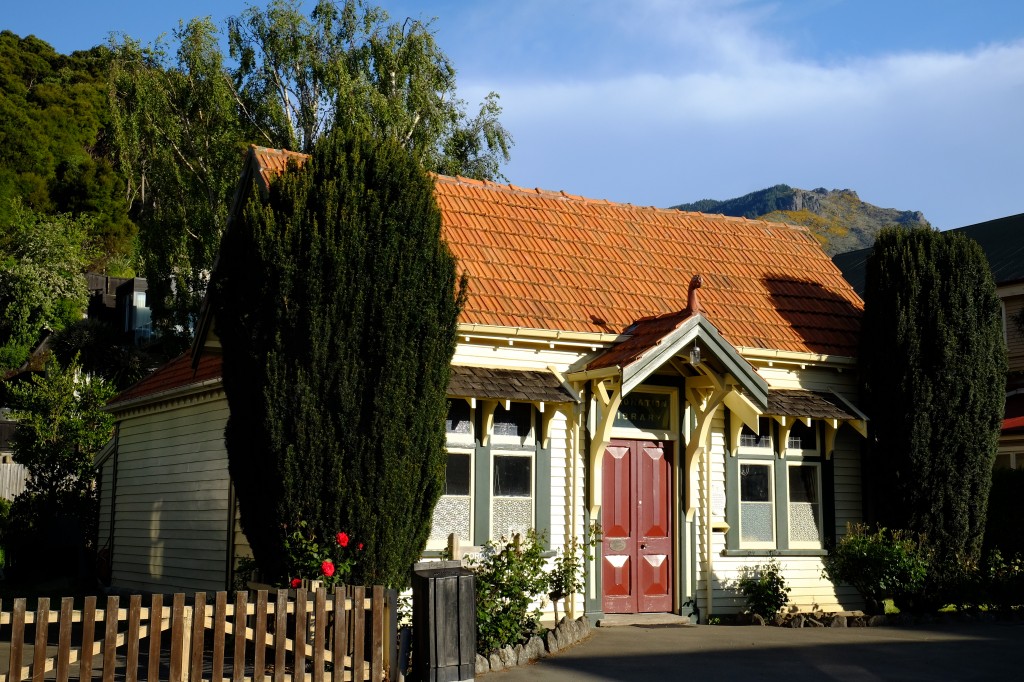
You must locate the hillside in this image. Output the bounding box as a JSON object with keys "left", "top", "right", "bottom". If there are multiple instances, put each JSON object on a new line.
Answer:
{"left": 673, "top": 185, "right": 931, "bottom": 256}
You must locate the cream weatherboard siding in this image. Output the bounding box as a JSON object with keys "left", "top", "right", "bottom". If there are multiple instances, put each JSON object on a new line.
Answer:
{"left": 108, "top": 391, "right": 233, "bottom": 593}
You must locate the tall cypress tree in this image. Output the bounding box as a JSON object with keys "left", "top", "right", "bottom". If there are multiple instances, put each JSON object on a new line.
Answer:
{"left": 213, "top": 126, "right": 465, "bottom": 587}
{"left": 861, "top": 226, "right": 1006, "bottom": 594}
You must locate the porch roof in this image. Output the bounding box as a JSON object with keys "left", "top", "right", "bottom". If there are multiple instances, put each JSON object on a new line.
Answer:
{"left": 766, "top": 388, "right": 865, "bottom": 421}
{"left": 447, "top": 365, "right": 578, "bottom": 403}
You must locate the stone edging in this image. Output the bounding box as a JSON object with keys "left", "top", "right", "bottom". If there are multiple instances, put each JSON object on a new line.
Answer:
{"left": 477, "top": 616, "right": 592, "bottom": 675}
{"left": 737, "top": 610, "right": 1018, "bottom": 628}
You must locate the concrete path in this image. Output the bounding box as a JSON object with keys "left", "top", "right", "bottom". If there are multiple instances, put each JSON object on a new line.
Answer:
{"left": 490, "top": 621, "right": 1022, "bottom": 681}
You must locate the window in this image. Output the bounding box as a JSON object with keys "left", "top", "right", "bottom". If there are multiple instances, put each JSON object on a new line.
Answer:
{"left": 430, "top": 401, "right": 475, "bottom": 544}
{"left": 788, "top": 464, "right": 822, "bottom": 547}
{"left": 739, "top": 417, "right": 772, "bottom": 450}
{"left": 726, "top": 412, "right": 832, "bottom": 553}
{"left": 786, "top": 420, "right": 818, "bottom": 453}
{"left": 429, "top": 399, "right": 547, "bottom": 548}
{"left": 739, "top": 463, "right": 774, "bottom": 547}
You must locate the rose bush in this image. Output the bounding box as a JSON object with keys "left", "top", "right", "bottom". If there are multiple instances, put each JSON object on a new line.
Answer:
{"left": 284, "top": 520, "right": 363, "bottom": 590}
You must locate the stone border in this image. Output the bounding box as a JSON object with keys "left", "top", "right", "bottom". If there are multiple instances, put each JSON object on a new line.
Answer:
{"left": 477, "top": 616, "right": 592, "bottom": 675}
{"left": 735, "top": 609, "right": 1017, "bottom": 628}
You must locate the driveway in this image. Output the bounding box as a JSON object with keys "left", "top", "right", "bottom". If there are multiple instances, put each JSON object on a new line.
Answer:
{"left": 489, "top": 621, "right": 1022, "bottom": 681}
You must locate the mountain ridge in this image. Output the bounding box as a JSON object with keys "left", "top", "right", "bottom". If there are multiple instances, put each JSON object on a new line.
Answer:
{"left": 673, "top": 184, "right": 930, "bottom": 256}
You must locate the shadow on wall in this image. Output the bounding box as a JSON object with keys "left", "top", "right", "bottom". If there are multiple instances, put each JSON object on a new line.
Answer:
{"left": 762, "top": 275, "right": 862, "bottom": 357}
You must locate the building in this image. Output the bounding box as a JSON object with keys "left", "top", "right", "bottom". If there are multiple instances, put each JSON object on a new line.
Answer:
{"left": 98, "top": 147, "right": 867, "bottom": 620}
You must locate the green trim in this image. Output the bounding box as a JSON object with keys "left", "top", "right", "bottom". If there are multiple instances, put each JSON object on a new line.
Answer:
{"left": 823, "top": 453, "right": 836, "bottom": 546}
{"left": 583, "top": 504, "right": 605, "bottom": 619}
{"left": 535, "top": 410, "right": 551, "bottom": 550}
{"left": 721, "top": 549, "right": 828, "bottom": 557}
{"left": 473, "top": 402, "right": 491, "bottom": 545}
{"left": 774, "top": 452, "right": 790, "bottom": 551}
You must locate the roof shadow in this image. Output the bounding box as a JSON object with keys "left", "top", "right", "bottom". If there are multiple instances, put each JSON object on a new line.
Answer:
{"left": 761, "top": 274, "right": 862, "bottom": 356}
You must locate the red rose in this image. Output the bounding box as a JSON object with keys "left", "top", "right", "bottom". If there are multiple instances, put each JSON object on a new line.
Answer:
{"left": 291, "top": 578, "right": 302, "bottom": 589}
{"left": 321, "top": 560, "right": 335, "bottom": 577}
{"left": 357, "top": 543, "right": 364, "bottom": 551}
{"left": 336, "top": 532, "right": 350, "bottom": 548}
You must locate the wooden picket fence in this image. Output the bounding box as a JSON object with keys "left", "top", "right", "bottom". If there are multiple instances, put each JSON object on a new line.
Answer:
{"left": 0, "top": 587, "right": 397, "bottom": 682}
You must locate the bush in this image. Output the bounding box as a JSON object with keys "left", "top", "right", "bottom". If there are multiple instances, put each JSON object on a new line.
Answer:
{"left": 466, "top": 531, "right": 549, "bottom": 655}
{"left": 822, "top": 523, "right": 929, "bottom": 614}
{"left": 547, "top": 523, "right": 601, "bottom": 603}
{"left": 737, "top": 559, "right": 790, "bottom": 619}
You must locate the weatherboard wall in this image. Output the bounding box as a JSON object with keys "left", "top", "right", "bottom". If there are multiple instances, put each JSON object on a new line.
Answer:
{"left": 108, "top": 391, "right": 232, "bottom": 593}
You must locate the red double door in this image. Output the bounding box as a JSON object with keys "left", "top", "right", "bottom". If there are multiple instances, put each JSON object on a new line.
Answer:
{"left": 601, "top": 440, "right": 673, "bottom": 614}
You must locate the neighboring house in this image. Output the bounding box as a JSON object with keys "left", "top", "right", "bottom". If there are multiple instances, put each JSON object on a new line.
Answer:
{"left": 86, "top": 274, "right": 155, "bottom": 347}
{"left": 98, "top": 146, "right": 868, "bottom": 621}
{"left": 833, "top": 213, "right": 1024, "bottom": 470}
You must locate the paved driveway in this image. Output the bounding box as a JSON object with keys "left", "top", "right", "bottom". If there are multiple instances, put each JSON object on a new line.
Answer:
{"left": 490, "top": 621, "right": 1022, "bottom": 681}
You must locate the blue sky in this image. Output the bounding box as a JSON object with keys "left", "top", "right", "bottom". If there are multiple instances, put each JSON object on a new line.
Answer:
{"left": 7, "top": 0, "right": 1024, "bottom": 229}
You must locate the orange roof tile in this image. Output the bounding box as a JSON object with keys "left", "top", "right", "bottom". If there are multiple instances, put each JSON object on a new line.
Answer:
{"left": 436, "top": 176, "right": 862, "bottom": 356}
{"left": 108, "top": 350, "right": 223, "bottom": 407}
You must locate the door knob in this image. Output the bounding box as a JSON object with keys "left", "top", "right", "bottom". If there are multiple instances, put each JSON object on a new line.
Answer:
{"left": 640, "top": 543, "right": 647, "bottom": 549}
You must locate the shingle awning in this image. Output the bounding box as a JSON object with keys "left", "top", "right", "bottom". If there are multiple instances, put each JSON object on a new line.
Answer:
{"left": 766, "top": 389, "right": 863, "bottom": 421}
{"left": 447, "top": 366, "right": 578, "bottom": 403}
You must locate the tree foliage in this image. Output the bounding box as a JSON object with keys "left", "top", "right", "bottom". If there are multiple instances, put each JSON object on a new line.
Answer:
{"left": 0, "top": 202, "right": 95, "bottom": 371}
{"left": 108, "top": 19, "right": 250, "bottom": 344}
{"left": 860, "top": 226, "right": 1006, "bottom": 592}
{"left": 213, "top": 126, "right": 464, "bottom": 588}
{"left": 0, "top": 31, "right": 134, "bottom": 261}
{"left": 109, "top": 0, "right": 510, "bottom": 338}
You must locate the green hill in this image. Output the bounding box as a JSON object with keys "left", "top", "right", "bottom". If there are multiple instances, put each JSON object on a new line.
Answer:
{"left": 673, "top": 185, "right": 930, "bottom": 256}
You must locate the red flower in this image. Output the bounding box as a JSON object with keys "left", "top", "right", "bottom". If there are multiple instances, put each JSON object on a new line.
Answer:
{"left": 357, "top": 543, "right": 364, "bottom": 551}
{"left": 321, "top": 560, "right": 336, "bottom": 577}
{"left": 290, "top": 578, "right": 302, "bottom": 589}
{"left": 336, "top": 532, "right": 350, "bottom": 548}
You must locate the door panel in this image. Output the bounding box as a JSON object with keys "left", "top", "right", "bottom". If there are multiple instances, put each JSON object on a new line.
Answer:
{"left": 638, "top": 442, "right": 673, "bottom": 612}
{"left": 601, "top": 439, "right": 673, "bottom": 614}
{"left": 601, "top": 445, "right": 635, "bottom": 613}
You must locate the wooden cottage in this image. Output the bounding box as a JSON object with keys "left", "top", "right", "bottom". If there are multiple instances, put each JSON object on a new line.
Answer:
{"left": 98, "top": 147, "right": 868, "bottom": 621}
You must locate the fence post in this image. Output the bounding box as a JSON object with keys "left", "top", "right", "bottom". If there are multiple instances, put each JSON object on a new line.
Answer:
{"left": 446, "top": 533, "right": 461, "bottom": 562}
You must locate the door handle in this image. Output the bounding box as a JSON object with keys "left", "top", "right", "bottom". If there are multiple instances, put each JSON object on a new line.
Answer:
{"left": 640, "top": 542, "right": 647, "bottom": 549}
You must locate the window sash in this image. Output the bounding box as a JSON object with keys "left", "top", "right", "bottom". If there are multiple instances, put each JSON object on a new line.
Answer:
{"left": 788, "top": 463, "right": 822, "bottom": 548}
{"left": 739, "top": 462, "right": 775, "bottom": 547}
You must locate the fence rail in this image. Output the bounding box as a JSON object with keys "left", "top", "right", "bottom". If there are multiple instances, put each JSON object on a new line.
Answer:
{"left": 0, "top": 587, "right": 395, "bottom": 682}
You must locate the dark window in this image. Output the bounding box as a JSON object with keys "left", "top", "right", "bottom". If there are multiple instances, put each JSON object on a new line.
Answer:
{"left": 788, "top": 465, "right": 819, "bottom": 504}
{"left": 739, "top": 417, "right": 772, "bottom": 449}
{"left": 445, "top": 453, "right": 471, "bottom": 496}
{"left": 446, "top": 400, "right": 471, "bottom": 435}
{"left": 787, "top": 420, "right": 817, "bottom": 450}
{"left": 740, "top": 463, "right": 771, "bottom": 502}
{"left": 492, "top": 402, "right": 533, "bottom": 438}
{"left": 493, "top": 455, "right": 532, "bottom": 497}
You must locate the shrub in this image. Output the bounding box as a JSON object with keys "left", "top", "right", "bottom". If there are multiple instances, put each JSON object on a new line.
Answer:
{"left": 737, "top": 559, "right": 790, "bottom": 619}
{"left": 547, "top": 523, "right": 601, "bottom": 603}
{"left": 822, "top": 523, "right": 929, "bottom": 614}
{"left": 466, "top": 531, "right": 549, "bottom": 655}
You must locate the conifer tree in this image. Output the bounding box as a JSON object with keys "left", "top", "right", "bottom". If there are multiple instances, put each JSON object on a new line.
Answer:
{"left": 860, "top": 226, "right": 1006, "bottom": 596}
{"left": 213, "top": 125, "right": 464, "bottom": 588}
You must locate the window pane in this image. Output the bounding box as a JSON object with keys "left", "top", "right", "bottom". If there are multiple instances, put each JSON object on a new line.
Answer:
{"left": 739, "top": 417, "right": 772, "bottom": 449}
{"left": 493, "top": 455, "right": 532, "bottom": 497}
{"left": 787, "top": 421, "right": 817, "bottom": 450}
{"left": 741, "top": 502, "right": 774, "bottom": 543}
{"left": 788, "top": 466, "right": 821, "bottom": 544}
{"left": 788, "top": 466, "right": 818, "bottom": 504}
{"left": 492, "top": 402, "right": 532, "bottom": 438}
{"left": 445, "top": 453, "right": 471, "bottom": 496}
{"left": 446, "top": 400, "right": 471, "bottom": 434}
{"left": 430, "top": 497, "right": 471, "bottom": 541}
{"left": 740, "top": 464, "right": 771, "bottom": 502}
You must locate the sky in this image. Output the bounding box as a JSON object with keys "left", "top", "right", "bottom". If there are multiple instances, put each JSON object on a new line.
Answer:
{"left": 6, "top": 0, "right": 1024, "bottom": 230}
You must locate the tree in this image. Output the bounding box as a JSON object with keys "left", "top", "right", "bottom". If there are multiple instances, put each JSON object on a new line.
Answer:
{"left": 6, "top": 355, "right": 115, "bottom": 577}
{"left": 0, "top": 202, "right": 94, "bottom": 371}
{"left": 213, "top": 126, "right": 464, "bottom": 588}
{"left": 227, "top": 0, "right": 512, "bottom": 168}
{"left": 860, "top": 226, "right": 1006, "bottom": 597}
{"left": 109, "top": 1, "right": 510, "bottom": 336}
{"left": 108, "top": 19, "right": 251, "bottom": 345}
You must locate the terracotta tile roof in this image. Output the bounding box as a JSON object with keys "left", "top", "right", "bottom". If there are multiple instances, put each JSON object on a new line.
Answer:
{"left": 108, "top": 350, "right": 223, "bottom": 407}
{"left": 250, "top": 146, "right": 310, "bottom": 193}
{"left": 448, "top": 366, "right": 577, "bottom": 403}
{"left": 587, "top": 310, "right": 694, "bottom": 371}
{"left": 435, "top": 176, "right": 862, "bottom": 356}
